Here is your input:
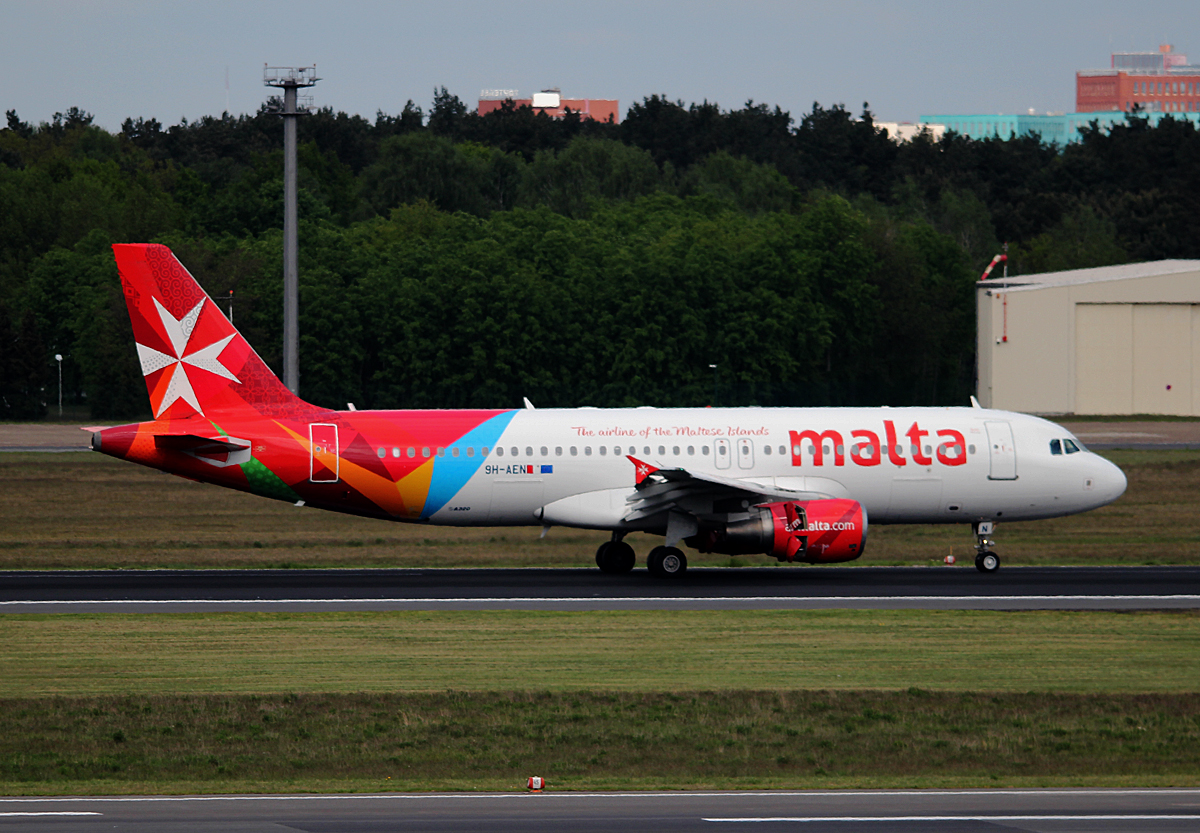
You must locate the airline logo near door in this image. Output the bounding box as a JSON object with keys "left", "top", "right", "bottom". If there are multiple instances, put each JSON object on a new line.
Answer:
{"left": 790, "top": 420, "right": 968, "bottom": 468}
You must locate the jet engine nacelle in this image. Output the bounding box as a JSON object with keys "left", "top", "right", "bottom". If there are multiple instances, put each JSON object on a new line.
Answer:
{"left": 689, "top": 498, "right": 867, "bottom": 563}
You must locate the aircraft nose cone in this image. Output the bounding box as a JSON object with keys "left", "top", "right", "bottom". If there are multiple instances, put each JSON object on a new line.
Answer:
{"left": 1098, "top": 457, "right": 1127, "bottom": 504}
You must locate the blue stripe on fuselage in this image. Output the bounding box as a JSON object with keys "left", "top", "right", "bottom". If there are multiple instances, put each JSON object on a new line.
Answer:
{"left": 421, "top": 410, "right": 517, "bottom": 518}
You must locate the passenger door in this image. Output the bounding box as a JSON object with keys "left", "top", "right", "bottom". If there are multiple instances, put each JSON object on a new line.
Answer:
{"left": 985, "top": 421, "right": 1017, "bottom": 480}
{"left": 309, "top": 423, "right": 339, "bottom": 483}
{"left": 736, "top": 438, "right": 755, "bottom": 469}
{"left": 714, "top": 438, "right": 732, "bottom": 470}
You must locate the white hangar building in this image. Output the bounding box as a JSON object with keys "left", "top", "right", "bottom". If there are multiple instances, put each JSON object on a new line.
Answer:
{"left": 977, "top": 260, "right": 1200, "bottom": 415}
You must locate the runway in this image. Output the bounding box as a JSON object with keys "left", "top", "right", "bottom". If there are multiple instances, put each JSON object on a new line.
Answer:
{"left": 2, "top": 565, "right": 1198, "bottom": 612}
{"left": 2, "top": 790, "right": 1200, "bottom": 832}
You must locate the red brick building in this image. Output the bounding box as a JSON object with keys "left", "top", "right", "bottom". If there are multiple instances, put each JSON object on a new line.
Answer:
{"left": 1077, "top": 44, "right": 1200, "bottom": 113}
{"left": 477, "top": 89, "right": 620, "bottom": 123}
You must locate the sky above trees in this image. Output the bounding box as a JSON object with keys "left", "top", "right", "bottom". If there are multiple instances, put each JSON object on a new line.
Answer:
{"left": 2, "top": 0, "right": 1196, "bottom": 131}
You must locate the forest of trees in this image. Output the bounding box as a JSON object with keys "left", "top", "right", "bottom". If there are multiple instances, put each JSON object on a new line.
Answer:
{"left": 2, "top": 89, "right": 1199, "bottom": 419}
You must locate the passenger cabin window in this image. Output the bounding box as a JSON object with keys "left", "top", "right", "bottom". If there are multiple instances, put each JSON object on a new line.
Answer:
{"left": 377, "top": 448, "right": 385, "bottom": 458}
{"left": 511, "top": 447, "right": 519, "bottom": 457}
{"left": 599, "top": 446, "right": 607, "bottom": 456}
{"left": 392, "top": 447, "right": 400, "bottom": 458}
{"left": 466, "top": 447, "right": 474, "bottom": 457}
{"left": 585, "top": 446, "right": 592, "bottom": 456}
{"left": 1063, "top": 439, "right": 1081, "bottom": 454}
{"left": 764, "top": 445, "right": 771, "bottom": 455}
{"left": 702, "top": 446, "right": 710, "bottom": 455}
{"left": 540, "top": 446, "right": 547, "bottom": 456}
{"left": 555, "top": 447, "right": 562, "bottom": 456}
{"left": 570, "top": 447, "right": 578, "bottom": 456}
{"left": 422, "top": 447, "right": 430, "bottom": 458}
{"left": 407, "top": 447, "right": 416, "bottom": 458}
{"left": 1050, "top": 439, "right": 1062, "bottom": 455}
{"left": 496, "top": 447, "right": 504, "bottom": 457}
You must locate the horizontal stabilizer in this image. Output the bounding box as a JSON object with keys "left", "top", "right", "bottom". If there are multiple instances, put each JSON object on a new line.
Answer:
{"left": 154, "top": 434, "right": 250, "bottom": 453}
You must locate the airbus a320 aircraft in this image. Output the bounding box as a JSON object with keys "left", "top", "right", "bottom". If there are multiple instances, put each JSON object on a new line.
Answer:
{"left": 92, "top": 244, "right": 1127, "bottom": 576}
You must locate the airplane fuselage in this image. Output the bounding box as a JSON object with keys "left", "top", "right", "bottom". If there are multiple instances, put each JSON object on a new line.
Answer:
{"left": 95, "top": 405, "right": 1126, "bottom": 530}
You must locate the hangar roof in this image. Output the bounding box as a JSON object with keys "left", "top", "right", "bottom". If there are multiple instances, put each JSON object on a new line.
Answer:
{"left": 978, "top": 259, "right": 1200, "bottom": 293}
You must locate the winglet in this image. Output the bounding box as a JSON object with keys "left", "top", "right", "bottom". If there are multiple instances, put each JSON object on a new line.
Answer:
{"left": 970, "top": 395, "right": 982, "bottom": 409}
{"left": 627, "top": 455, "right": 659, "bottom": 485}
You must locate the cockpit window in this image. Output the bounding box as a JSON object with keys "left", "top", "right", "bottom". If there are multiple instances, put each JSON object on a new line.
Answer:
{"left": 1063, "top": 439, "right": 1081, "bottom": 454}
{"left": 1049, "top": 439, "right": 1062, "bottom": 455}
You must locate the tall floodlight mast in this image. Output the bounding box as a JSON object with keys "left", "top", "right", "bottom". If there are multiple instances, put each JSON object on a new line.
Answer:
{"left": 263, "top": 65, "right": 320, "bottom": 395}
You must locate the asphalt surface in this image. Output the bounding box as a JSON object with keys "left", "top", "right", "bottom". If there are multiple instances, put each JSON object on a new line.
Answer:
{"left": 2, "top": 790, "right": 1200, "bottom": 832}
{"left": 2, "top": 565, "right": 1198, "bottom": 612}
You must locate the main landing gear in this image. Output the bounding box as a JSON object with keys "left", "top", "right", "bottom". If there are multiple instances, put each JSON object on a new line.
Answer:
{"left": 973, "top": 521, "right": 1000, "bottom": 573}
{"left": 595, "top": 535, "right": 636, "bottom": 575}
{"left": 647, "top": 545, "right": 687, "bottom": 578}
{"left": 595, "top": 537, "right": 689, "bottom": 578}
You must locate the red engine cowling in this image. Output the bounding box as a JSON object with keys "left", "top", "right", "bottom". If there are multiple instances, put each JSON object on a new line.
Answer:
{"left": 689, "top": 498, "right": 867, "bottom": 563}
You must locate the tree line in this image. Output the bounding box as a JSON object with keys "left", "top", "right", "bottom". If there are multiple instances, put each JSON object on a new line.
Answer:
{"left": 2, "top": 91, "right": 1198, "bottom": 419}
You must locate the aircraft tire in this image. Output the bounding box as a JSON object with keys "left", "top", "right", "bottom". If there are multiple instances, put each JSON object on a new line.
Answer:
{"left": 975, "top": 551, "right": 1000, "bottom": 573}
{"left": 595, "top": 542, "right": 613, "bottom": 572}
{"left": 597, "top": 541, "right": 636, "bottom": 574}
{"left": 608, "top": 541, "right": 636, "bottom": 574}
{"left": 648, "top": 546, "right": 687, "bottom": 578}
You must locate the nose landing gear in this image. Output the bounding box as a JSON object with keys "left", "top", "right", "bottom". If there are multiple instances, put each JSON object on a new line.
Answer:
{"left": 973, "top": 521, "right": 1000, "bottom": 572}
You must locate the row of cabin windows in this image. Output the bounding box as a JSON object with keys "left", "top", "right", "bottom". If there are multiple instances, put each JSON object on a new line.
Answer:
{"left": 375, "top": 442, "right": 980, "bottom": 460}
{"left": 377, "top": 446, "right": 490, "bottom": 459}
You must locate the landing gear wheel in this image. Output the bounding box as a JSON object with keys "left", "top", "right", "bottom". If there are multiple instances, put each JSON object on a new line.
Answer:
{"left": 596, "top": 541, "right": 635, "bottom": 574}
{"left": 595, "top": 542, "right": 612, "bottom": 571}
{"left": 972, "top": 522, "right": 999, "bottom": 575}
{"left": 975, "top": 551, "right": 1000, "bottom": 573}
{"left": 647, "top": 546, "right": 687, "bottom": 578}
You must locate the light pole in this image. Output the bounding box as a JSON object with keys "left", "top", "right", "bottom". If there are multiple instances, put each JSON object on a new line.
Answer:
{"left": 709, "top": 364, "right": 718, "bottom": 407}
{"left": 264, "top": 64, "right": 320, "bottom": 395}
{"left": 54, "top": 354, "right": 62, "bottom": 417}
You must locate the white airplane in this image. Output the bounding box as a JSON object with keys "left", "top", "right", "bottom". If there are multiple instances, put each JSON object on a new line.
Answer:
{"left": 92, "top": 244, "right": 1128, "bottom": 577}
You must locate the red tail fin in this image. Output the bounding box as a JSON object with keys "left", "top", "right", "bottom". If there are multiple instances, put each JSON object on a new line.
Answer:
{"left": 113, "top": 244, "right": 314, "bottom": 420}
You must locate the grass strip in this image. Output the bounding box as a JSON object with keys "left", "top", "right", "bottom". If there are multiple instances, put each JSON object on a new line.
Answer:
{"left": 2, "top": 450, "right": 1199, "bottom": 569}
{"left": 2, "top": 610, "right": 1198, "bottom": 696}
{"left": 1, "top": 690, "right": 1198, "bottom": 794}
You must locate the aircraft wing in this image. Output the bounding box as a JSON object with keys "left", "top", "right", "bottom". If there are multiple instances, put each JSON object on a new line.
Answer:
{"left": 622, "top": 455, "right": 833, "bottom": 524}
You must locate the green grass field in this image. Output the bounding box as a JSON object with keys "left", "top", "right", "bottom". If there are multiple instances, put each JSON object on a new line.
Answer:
{"left": 2, "top": 610, "right": 1198, "bottom": 696}
{"left": 1, "top": 610, "right": 1198, "bottom": 794}
{"left": 3, "top": 690, "right": 1198, "bottom": 794}
{"left": 2, "top": 449, "right": 1198, "bottom": 569}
